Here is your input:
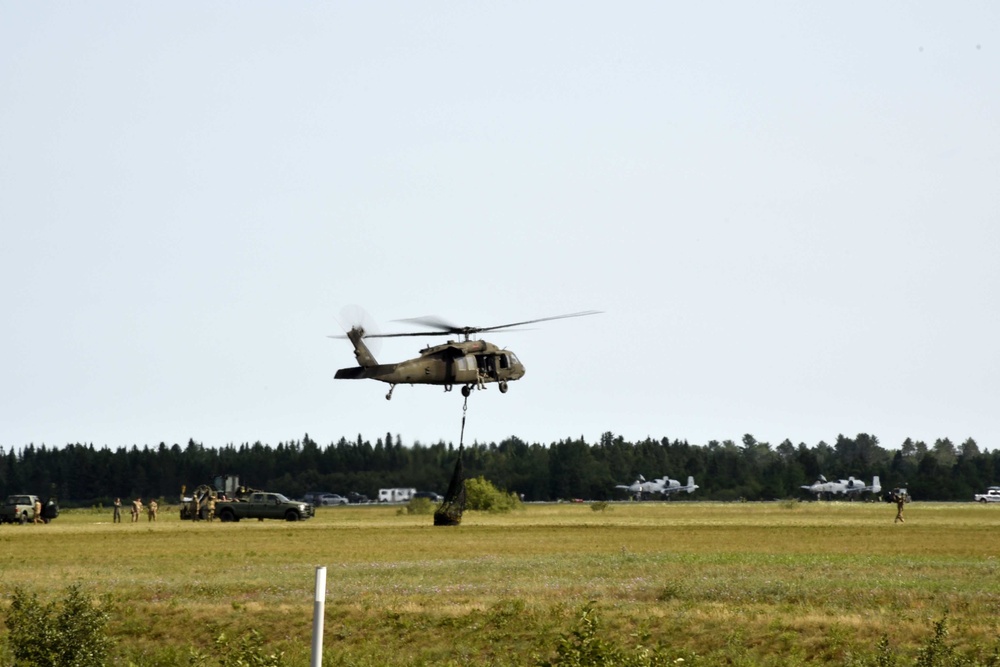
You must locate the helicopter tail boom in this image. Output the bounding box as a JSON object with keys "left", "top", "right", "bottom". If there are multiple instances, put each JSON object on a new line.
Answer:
{"left": 334, "top": 363, "right": 398, "bottom": 380}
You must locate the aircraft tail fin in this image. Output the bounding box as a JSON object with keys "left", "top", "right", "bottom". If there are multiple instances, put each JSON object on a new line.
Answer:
{"left": 686, "top": 476, "right": 698, "bottom": 493}
{"left": 346, "top": 327, "right": 378, "bottom": 367}
{"left": 871, "top": 476, "right": 881, "bottom": 494}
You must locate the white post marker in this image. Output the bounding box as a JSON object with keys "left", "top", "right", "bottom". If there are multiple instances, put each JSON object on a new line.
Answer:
{"left": 310, "top": 566, "right": 327, "bottom": 667}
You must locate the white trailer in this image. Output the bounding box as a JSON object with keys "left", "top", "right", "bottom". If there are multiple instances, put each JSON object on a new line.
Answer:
{"left": 378, "top": 488, "right": 416, "bottom": 503}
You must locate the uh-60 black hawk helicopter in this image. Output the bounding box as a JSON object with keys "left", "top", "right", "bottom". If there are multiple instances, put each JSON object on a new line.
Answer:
{"left": 332, "top": 311, "right": 600, "bottom": 400}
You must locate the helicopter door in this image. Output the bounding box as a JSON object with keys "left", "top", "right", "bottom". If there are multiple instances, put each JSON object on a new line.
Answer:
{"left": 475, "top": 354, "right": 498, "bottom": 380}
{"left": 453, "top": 355, "right": 478, "bottom": 383}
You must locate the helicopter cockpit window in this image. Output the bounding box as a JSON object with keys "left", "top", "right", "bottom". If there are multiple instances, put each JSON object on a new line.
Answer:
{"left": 499, "top": 354, "right": 510, "bottom": 370}
{"left": 508, "top": 353, "right": 520, "bottom": 365}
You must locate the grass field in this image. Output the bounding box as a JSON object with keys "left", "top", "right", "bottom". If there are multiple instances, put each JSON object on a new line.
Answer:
{"left": 2, "top": 500, "right": 999, "bottom": 666}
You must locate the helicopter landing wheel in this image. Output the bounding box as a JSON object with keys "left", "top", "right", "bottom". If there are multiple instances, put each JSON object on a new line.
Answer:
{"left": 461, "top": 385, "right": 472, "bottom": 398}
{"left": 499, "top": 380, "right": 508, "bottom": 394}
{"left": 386, "top": 385, "right": 396, "bottom": 401}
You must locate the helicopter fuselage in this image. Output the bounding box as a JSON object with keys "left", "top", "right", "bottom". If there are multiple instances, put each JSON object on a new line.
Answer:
{"left": 334, "top": 332, "right": 525, "bottom": 398}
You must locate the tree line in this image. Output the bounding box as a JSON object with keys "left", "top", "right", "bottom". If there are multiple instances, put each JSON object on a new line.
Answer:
{"left": 1, "top": 432, "right": 997, "bottom": 506}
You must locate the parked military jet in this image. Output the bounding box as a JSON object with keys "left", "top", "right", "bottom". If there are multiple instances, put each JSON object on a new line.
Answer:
{"left": 661, "top": 476, "right": 699, "bottom": 497}
{"left": 801, "top": 475, "right": 880, "bottom": 500}
{"left": 615, "top": 475, "right": 699, "bottom": 500}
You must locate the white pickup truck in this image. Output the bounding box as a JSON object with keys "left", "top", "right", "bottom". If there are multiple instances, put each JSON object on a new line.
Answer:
{"left": 974, "top": 487, "right": 1000, "bottom": 503}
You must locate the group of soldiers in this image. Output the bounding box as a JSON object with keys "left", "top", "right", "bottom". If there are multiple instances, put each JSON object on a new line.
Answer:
{"left": 112, "top": 497, "right": 158, "bottom": 523}
{"left": 189, "top": 491, "right": 217, "bottom": 521}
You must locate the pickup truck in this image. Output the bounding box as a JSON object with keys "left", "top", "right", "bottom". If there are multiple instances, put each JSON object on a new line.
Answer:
{"left": 0, "top": 495, "right": 57, "bottom": 524}
{"left": 974, "top": 487, "right": 1000, "bottom": 503}
{"left": 0, "top": 495, "right": 39, "bottom": 524}
{"left": 216, "top": 492, "right": 314, "bottom": 522}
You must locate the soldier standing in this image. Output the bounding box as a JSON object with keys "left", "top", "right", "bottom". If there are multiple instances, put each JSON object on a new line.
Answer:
{"left": 33, "top": 499, "right": 43, "bottom": 524}
{"left": 113, "top": 498, "right": 122, "bottom": 523}
{"left": 147, "top": 499, "right": 158, "bottom": 522}
{"left": 207, "top": 495, "right": 216, "bottom": 522}
{"left": 894, "top": 489, "right": 907, "bottom": 523}
{"left": 192, "top": 494, "right": 200, "bottom": 521}
{"left": 131, "top": 498, "right": 142, "bottom": 523}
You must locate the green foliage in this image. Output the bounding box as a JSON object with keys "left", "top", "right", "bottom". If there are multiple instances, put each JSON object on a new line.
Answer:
{"left": 873, "top": 635, "right": 897, "bottom": 667}
{"left": 188, "top": 629, "right": 284, "bottom": 667}
{"left": 464, "top": 476, "right": 523, "bottom": 513}
{"left": 400, "top": 497, "right": 435, "bottom": 515}
{"left": 861, "top": 617, "right": 1000, "bottom": 667}
{"left": 8, "top": 429, "right": 1000, "bottom": 504}
{"left": 537, "top": 603, "right": 680, "bottom": 667}
{"left": 5, "top": 584, "right": 112, "bottom": 667}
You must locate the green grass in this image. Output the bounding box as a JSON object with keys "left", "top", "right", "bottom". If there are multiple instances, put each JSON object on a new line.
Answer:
{"left": 2, "top": 501, "right": 999, "bottom": 665}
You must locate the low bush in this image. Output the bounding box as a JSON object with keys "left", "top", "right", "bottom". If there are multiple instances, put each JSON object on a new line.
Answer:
{"left": 464, "top": 476, "right": 523, "bottom": 513}
{"left": 4, "top": 584, "right": 112, "bottom": 667}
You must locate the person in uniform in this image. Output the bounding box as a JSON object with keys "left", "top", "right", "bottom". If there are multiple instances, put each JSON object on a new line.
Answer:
{"left": 147, "top": 499, "right": 158, "bottom": 522}
{"left": 192, "top": 494, "right": 200, "bottom": 521}
{"left": 113, "top": 497, "right": 122, "bottom": 523}
{"left": 33, "top": 499, "right": 43, "bottom": 524}
{"left": 207, "top": 495, "right": 216, "bottom": 522}
{"left": 894, "top": 489, "right": 907, "bottom": 523}
{"left": 132, "top": 498, "right": 143, "bottom": 523}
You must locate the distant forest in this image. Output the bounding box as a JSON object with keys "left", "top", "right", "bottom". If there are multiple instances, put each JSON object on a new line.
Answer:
{"left": 2, "top": 432, "right": 997, "bottom": 505}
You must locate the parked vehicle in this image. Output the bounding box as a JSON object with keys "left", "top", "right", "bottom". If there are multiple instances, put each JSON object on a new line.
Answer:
{"left": 215, "top": 492, "right": 314, "bottom": 522}
{"left": 346, "top": 492, "right": 370, "bottom": 504}
{"left": 317, "top": 493, "right": 348, "bottom": 506}
{"left": 974, "top": 487, "right": 1000, "bottom": 503}
{"left": 413, "top": 491, "right": 443, "bottom": 502}
{"left": 0, "top": 495, "right": 58, "bottom": 524}
{"left": 1, "top": 495, "right": 39, "bottom": 524}
{"left": 378, "top": 488, "right": 416, "bottom": 503}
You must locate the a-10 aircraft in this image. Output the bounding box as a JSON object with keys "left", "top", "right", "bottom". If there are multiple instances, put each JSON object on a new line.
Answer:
{"left": 615, "top": 475, "right": 699, "bottom": 500}
{"left": 801, "top": 475, "right": 881, "bottom": 500}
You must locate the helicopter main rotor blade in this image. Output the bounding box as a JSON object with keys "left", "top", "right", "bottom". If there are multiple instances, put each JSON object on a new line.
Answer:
{"left": 332, "top": 310, "right": 602, "bottom": 340}
{"left": 328, "top": 330, "right": 452, "bottom": 340}
{"left": 392, "top": 316, "right": 461, "bottom": 333}
{"left": 396, "top": 310, "right": 602, "bottom": 336}
{"left": 474, "top": 310, "right": 603, "bottom": 333}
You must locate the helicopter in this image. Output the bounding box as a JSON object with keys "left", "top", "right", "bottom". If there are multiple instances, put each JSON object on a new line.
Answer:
{"left": 332, "top": 311, "right": 600, "bottom": 400}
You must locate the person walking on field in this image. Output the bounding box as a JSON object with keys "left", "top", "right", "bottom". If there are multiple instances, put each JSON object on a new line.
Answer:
{"left": 147, "top": 499, "right": 158, "bottom": 522}
{"left": 893, "top": 489, "right": 908, "bottom": 523}
{"left": 113, "top": 497, "right": 122, "bottom": 523}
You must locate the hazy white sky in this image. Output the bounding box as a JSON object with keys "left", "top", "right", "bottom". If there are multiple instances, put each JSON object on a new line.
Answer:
{"left": 2, "top": 3, "right": 997, "bottom": 453}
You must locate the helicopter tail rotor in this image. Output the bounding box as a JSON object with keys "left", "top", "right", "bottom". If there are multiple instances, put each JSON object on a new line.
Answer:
{"left": 333, "top": 305, "right": 383, "bottom": 362}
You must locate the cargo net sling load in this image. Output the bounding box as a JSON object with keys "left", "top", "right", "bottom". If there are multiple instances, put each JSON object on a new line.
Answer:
{"left": 434, "top": 396, "right": 469, "bottom": 526}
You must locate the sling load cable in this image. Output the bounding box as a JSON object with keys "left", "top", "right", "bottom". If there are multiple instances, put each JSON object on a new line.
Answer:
{"left": 458, "top": 394, "right": 468, "bottom": 449}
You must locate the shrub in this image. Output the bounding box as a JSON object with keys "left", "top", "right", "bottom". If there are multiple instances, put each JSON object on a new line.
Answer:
{"left": 536, "top": 603, "right": 680, "bottom": 667}
{"left": 5, "top": 584, "right": 112, "bottom": 667}
{"left": 189, "top": 629, "right": 284, "bottom": 667}
{"left": 401, "top": 497, "right": 435, "bottom": 515}
{"left": 464, "top": 476, "right": 523, "bottom": 513}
